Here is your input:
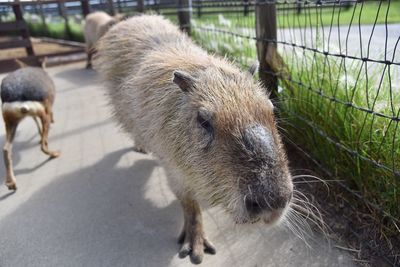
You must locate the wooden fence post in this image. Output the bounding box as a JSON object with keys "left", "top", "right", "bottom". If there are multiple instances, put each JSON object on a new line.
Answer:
{"left": 137, "top": 0, "right": 144, "bottom": 12}
{"left": 177, "top": 0, "right": 192, "bottom": 35}
{"left": 255, "top": 0, "right": 278, "bottom": 99}
{"left": 197, "top": 0, "right": 202, "bottom": 18}
{"left": 37, "top": 0, "right": 49, "bottom": 35}
{"left": 244, "top": 0, "right": 249, "bottom": 16}
{"left": 12, "top": 1, "right": 34, "bottom": 56}
{"left": 117, "top": 0, "right": 122, "bottom": 13}
{"left": 80, "top": 0, "right": 90, "bottom": 17}
{"left": 296, "top": 0, "right": 302, "bottom": 14}
{"left": 58, "top": 0, "right": 71, "bottom": 40}
{"left": 107, "top": 0, "right": 115, "bottom": 15}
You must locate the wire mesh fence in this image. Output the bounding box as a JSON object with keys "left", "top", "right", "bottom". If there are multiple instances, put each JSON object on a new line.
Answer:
{"left": 190, "top": 0, "right": 399, "bottom": 264}
{"left": 1, "top": 0, "right": 399, "bottom": 263}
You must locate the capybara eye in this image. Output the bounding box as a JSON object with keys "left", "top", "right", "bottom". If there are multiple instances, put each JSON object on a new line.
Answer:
{"left": 197, "top": 113, "right": 212, "bottom": 133}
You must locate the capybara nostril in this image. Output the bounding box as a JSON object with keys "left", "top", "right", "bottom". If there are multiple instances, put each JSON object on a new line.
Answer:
{"left": 245, "top": 188, "right": 292, "bottom": 215}
{"left": 245, "top": 198, "right": 265, "bottom": 215}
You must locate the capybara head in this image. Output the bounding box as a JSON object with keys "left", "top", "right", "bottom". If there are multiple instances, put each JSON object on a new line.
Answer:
{"left": 172, "top": 62, "right": 293, "bottom": 225}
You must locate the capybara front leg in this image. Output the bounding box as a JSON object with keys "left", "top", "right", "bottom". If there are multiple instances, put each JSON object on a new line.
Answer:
{"left": 178, "top": 195, "right": 216, "bottom": 264}
{"left": 3, "top": 120, "right": 18, "bottom": 190}
{"left": 86, "top": 47, "right": 93, "bottom": 69}
{"left": 39, "top": 114, "right": 60, "bottom": 158}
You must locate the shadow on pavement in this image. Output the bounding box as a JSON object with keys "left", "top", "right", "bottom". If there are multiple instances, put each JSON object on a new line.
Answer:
{"left": 14, "top": 157, "right": 53, "bottom": 176}
{"left": 54, "top": 67, "right": 99, "bottom": 88}
{"left": 0, "top": 148, "right": 181, "bottom": 266}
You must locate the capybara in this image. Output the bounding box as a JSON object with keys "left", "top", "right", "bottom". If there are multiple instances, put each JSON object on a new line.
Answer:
{"left": 96, "top": 15, "right": 293, "bottom": 264}
{"left": 1, "top": 64, "right": 59, "bottom": 190}
{"left": 83, "top": 11, "right": 124, "bottom": 69}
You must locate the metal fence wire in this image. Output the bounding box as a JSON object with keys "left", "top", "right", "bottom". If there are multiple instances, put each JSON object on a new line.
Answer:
{"left": 190, "top": 0, "right": 399, "bottom": 263}
{"left": 0, "top": 0, "right": 399, "bottom": 263}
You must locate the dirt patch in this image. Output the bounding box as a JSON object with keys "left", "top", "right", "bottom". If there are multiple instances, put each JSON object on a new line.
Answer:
{"left": 0, "top": 37, "right": 81, "bottom": 60}
{"left": 286, "top": 143, "right": 400, "bottom": 266}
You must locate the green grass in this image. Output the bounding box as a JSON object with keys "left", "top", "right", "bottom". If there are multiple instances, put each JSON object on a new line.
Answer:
{"left": 279, "top": 52, "right": 400, "bottom": 226}
{"left": 192, "top": 1, "right": 400, "bottom": 29}
{"left": 190, "top": 12, "right": 400, "bottom": 235}
{"left": 26, "top": 17, "right": 83, "bottom": 42}
{"left": 191, "top": 23, "right": 256, "bottom": 68}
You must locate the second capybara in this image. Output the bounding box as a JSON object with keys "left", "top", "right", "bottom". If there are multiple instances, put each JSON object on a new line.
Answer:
{"left": 83, "top": 11, "right": 124, "bottom": 69}
{"left": 96, "top": 15, "right": 293, "bottom": 264}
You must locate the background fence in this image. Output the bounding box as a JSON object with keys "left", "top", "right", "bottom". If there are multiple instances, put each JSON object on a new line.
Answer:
{"left": 190, "top": 0, "right": 399, "bottom": 264}
{"left": 0, "top": 0, "right": 399, "bottom": 264}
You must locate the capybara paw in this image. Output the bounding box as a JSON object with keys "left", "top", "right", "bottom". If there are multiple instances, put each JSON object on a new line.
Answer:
{"left": 178, "top": 232, "right": 216, "bottom": 264}
{"left": 132, "top": 146, "right": 147, "bottom": 154}
{"left": 49, "top": 151, "right": 60, "bottom": 158}
{"left": 5, "top": 180, "right": 17, "bottom": 191}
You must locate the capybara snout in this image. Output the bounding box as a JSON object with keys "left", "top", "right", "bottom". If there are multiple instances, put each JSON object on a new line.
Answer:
{"left": 241, "top": 124, "right": 293, "bottom": 213}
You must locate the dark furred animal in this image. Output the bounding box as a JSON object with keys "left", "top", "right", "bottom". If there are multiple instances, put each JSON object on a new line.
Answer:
{"left": 1, "top": 66, "right": 60, "bottom": 190}
{"left": 96, "top": 15, "right": 293, "bottom": 264}
{"left": 1, "top": 68, "right": 53, "bottom": 102}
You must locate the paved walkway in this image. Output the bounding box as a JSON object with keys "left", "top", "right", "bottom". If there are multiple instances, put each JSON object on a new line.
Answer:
{"left": 0, "top": 63, "right": 355, "bottom": 267}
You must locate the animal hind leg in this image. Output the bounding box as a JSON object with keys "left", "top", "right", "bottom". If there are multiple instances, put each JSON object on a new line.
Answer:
{"left": 2, "top": 117, "right": 19, "bottom": 190}
{"left": 39, "top": 113, "right": 60, "bottom": 158}
{"left": 32, "top": 116, "right": 42, "bottom": 136}
{"left": 86, "top": 46, "right": 94, "bottom": 69}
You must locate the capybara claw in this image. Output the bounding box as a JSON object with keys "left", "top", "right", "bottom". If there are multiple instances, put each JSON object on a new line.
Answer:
{"left": 49, "top": 151, "right": 60, "bottom": 159}
{"left": 204, "top": 239, "right": 216, "bottom": 255}
{"left": 178, "top": 233, "right": 216, "bottom": 264}
{"left": 5, "top": 180, "right": 17, "bottom": 191}
{"left": 132, "top": 146, "right": 147, "bottom": 154}
{"left": 178, "top": 243, "right": 191, "bottom": 258}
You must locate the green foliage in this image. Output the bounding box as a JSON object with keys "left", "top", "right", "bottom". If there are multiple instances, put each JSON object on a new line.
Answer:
{"left": 278, "top": 52, "right": 400, "bottom": 226}
{"left": 193, "top": 1, "right": 400, "bottom": 29}
{"left": 26, "top": 18, "right": 83, "bottom": 42}
{"left": 190, "top": 11, "right": 400, "bottom": 234}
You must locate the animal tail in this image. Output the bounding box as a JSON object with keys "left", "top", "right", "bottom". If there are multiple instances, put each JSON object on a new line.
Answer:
{"left": 14, "top": 59, "right": 28, "bottom": 68}
{"left": 40, "top": 57, "right": 48, "bottom": 69}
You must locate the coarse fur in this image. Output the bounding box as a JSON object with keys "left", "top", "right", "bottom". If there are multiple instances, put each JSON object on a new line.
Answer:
{"left": 96, "top": 15, "right": 293, "bottom": 264}
{"left": 83, "top": 11, "right": 124, "bottom": 69}
{"left": 1, "top": 66, "right": 60, "bottom": 190}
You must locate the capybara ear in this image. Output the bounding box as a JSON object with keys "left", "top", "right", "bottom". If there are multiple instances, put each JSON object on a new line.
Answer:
{"left": 248, "top": 61, "right": 259, "bottom": 76}
{"left": 173, "top": 70, "right": 196, "bottom": 92}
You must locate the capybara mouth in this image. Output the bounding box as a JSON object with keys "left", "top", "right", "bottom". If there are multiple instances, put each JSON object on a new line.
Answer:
{"left": 262, "top": 210, "right": 285, "bottom": 225}
{"left": 234, "top": 217, "right": 261, "bottom": 225}
{"left": 234, "top": 209, "right": 286, "bottom": 226}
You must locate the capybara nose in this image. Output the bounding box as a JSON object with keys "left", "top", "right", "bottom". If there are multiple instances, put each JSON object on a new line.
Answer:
{"left": 269, "top": 194, "right": 290, "bottom": 210}
{"left": 245, "top": 197, "right": 270, "bottom": 215}
{"left": 245, "top": 190, "right": 292, "bottom": 215}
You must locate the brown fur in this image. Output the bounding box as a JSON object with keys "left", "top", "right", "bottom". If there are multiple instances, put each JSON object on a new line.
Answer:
{"left": 1, "top": 67, "right": 59, "bottom": 191}
{"left": 83, "top": 11, "right": 125, "bottom": 69}
{"left": 96, "top": 15, "right": 293, "bottom": 264}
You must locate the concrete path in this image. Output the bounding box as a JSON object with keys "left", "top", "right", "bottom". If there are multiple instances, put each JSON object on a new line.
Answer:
{"left": 0, "top": 63, "right": 356, "bottom": 267}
